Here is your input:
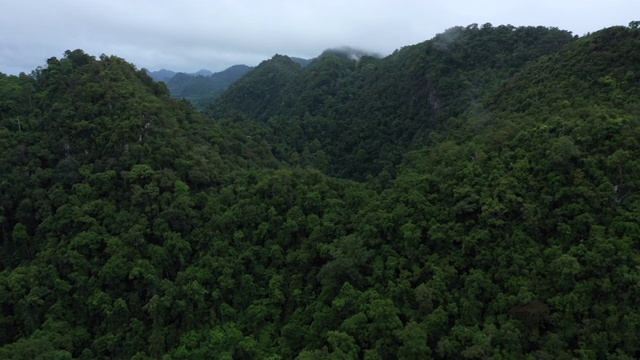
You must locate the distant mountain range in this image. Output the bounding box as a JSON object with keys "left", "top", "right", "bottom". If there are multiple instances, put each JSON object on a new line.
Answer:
{"left": 146, "top": 68, "right": 214, "bottom": 82}
{"left": 146, "top": 57, "right": 316, "bottom": 107}
{"left": 147, "top": 57, "right": 315, "bottom": 106}
{"left": 146, "top": 68, "right": 177, "bottom": 82}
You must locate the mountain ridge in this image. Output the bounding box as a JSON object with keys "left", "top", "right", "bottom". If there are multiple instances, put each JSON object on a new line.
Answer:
{"left": 207, "top": 23, "right": 577, "bottom": 180}
{"left": 146, "top": 56, "right": 314, "bottom": 107}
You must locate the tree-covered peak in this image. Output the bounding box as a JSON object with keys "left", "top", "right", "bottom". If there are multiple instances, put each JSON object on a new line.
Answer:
{"left": 208, "top": 54, "right": 303, "bottom": 121}
{"left": 0, "top": 49, "right": 279, "bottom": 192}
{"left": 484, "top": 24, "right": 640, "bottom": 119}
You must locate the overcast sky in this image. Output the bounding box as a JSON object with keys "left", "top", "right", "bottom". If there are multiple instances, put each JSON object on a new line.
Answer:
{"left": 0, "top": 0, "right": 637, "bottom": 75}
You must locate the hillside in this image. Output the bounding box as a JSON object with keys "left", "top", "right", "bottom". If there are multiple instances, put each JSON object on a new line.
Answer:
{"left": 207, "top": 24, "right": 576, "bottom": 180}
{"left": 211, "top": 54, "right": 305, "bottom": 122}
{"left": 149, "top": 57, "right": 312, "bottom": 109}
{"left": 1, "top": 24, "right": 640, "bottom": 359}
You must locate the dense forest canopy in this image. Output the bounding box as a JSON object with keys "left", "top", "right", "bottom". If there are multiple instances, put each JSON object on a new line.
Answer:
{"left": 1, "top": 23, "right": 640, "bottom": 359}
{"left": 208, "top": 24, "right": 577, "bottom": 180}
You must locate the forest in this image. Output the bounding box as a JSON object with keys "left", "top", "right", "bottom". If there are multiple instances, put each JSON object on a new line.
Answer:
{"left": 159, "top": 65, "right": 253, "bottom": 108}
{"left": 1, "top": 23, "right": 640, "bottom": 359}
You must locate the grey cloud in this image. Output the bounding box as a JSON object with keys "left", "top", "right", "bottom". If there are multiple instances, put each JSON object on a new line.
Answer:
{"left": 1, "top": 0, "right": 638, "bottom": 75}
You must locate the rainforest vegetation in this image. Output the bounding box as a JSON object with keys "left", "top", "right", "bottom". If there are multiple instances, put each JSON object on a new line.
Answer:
{"left": 1, "top": 23, "right": 640, "bottom": 359}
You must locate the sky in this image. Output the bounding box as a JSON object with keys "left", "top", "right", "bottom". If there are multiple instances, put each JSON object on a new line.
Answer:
{"left": 0, "top": 0, "right": 637, "bottom": 75}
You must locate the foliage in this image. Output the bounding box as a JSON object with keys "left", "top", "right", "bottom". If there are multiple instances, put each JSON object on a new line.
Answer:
{"left": 207, "top": 24, "right": 576, "bottom": 180}
{"left": 2, "top": 25, "right": 640, "bottom": 359}
{"left": 164, "top": 65, "right": 253, "bottom": 108}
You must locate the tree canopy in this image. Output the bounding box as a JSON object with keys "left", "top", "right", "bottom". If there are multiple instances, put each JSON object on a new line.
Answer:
{"left": 2, "top": 24, "right": 640, "bottom": 359}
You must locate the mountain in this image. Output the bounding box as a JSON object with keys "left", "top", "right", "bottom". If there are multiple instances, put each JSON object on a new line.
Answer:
{"left": 147, "top": 57, "right": 312, "bottom": 108}
{"left": 208, "top": 24, "right": 577, "bottom": 180}
{"left": 2, "top": 24, "right": 640, "bottom": 359}
{"left": 146, "top": 68, "right": 176, "bottom": 82}
{"left": 210, "top": 55, "right": 304, "bottom": 121}
{"left": 147, "top": 68, "right": 213, "bottom": 81}
{"left": 158, "top": 65, "right": 253, "bottom": 108}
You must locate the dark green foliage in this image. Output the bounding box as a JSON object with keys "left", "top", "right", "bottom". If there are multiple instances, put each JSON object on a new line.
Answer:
{"left": 164, "top": 65, "right": 253, "bottom": 108}
{"left": 207, "top": 24, "right": 576, "bottom": 180}
{"left": 210, "top": 55, "right": 304, "bottom": 122}
{"left": 2, "top": 25, "right": 640, "bottom": 359}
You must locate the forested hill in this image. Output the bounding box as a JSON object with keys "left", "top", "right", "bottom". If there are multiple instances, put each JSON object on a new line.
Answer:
{"left": 210, "top": 55, "right": 305, "bottom": 122}
{"left": 207, "top": 24, "right": 576, "bottom": 180}
{"left": 2, "top": 24, "right": 640, "bottom": 359}
{"left": 163, "top": 65, "right": 254, "bottom": 108}
{"left": 148, "top": 58, "right": 312, "bottom": 109}
{"left": 0, "top": 51, "right": 279, "bottom": 182}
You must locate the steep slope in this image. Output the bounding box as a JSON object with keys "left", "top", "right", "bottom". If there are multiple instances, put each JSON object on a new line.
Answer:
{"left": 0, "top": 50, "right": 286, "bottom": 358}
{"left": 210, "top": 54, "right": 304, "bottom": 121}
{"left": 377, "top": 24, "right": 640, "bottom": 358}
{"left": 0, "top": 49, "right": 280, "bottom": 269}
{"left": 4, "top": 51, "right": 276, "bottom": 174}
{"left": 199, "top": 25, "right": 640, "bottom": 358}
{"left": 207, "top": 24, "right": 576, "bottom": 180}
